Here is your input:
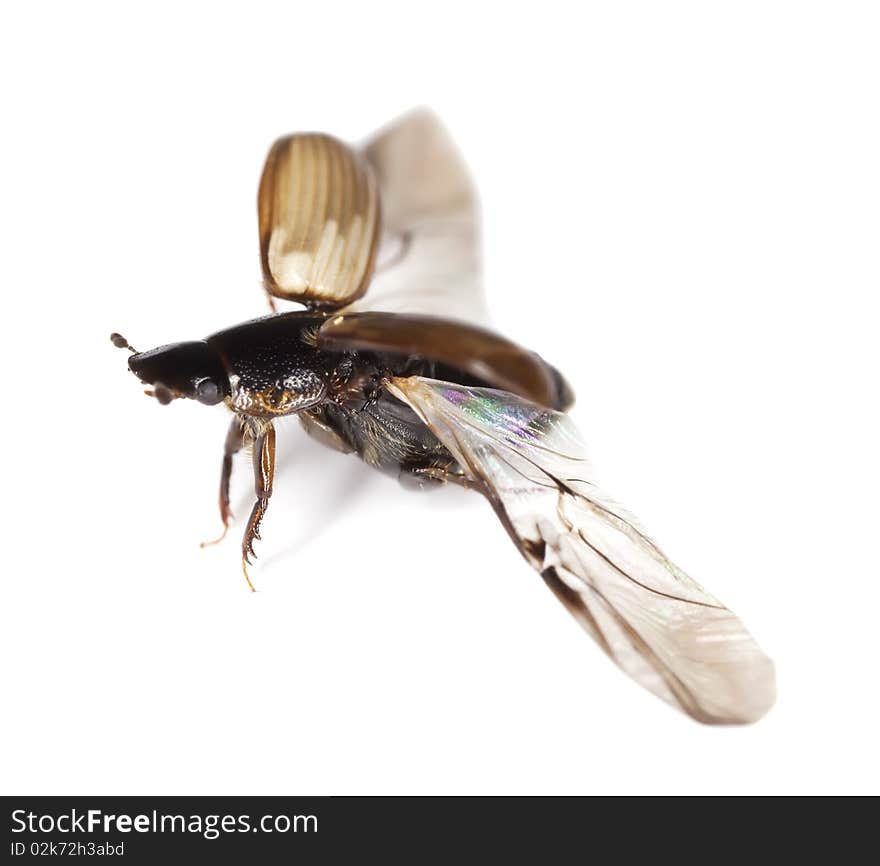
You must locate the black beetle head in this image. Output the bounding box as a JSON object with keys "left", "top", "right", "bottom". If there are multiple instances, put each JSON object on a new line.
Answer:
{"left": 127, "top": 340, "right": 229, "bottom": 406}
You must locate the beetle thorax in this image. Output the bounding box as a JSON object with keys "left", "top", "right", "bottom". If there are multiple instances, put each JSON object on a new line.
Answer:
{"left": 226, "top": 368, "right": 328, "bottom": 417}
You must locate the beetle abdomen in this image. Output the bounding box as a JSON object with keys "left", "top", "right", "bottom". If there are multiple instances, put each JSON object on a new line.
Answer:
{"left": 258, "top": 133, "right": 381, "bottom": 308}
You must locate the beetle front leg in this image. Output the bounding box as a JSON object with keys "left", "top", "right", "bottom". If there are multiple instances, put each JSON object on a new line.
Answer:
{"left": 201, "top": 417, "right": 246, "bottom": 548}
{"left": 241, "top": 421, "right": 276, "bottom": 591}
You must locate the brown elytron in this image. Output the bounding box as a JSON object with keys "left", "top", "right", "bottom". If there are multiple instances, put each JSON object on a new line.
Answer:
{"left": 258, "top": 133, "right": 381, "bottom": 308}
{"left": 115, "top": 109, "right": 775, "bottom": 725}
{"left": 318, "top": 312, "right": 572, "bottom": 410}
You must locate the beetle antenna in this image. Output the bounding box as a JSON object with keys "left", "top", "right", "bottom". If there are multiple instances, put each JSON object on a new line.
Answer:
{"left": 110, "top": 332, "right": 138, "bottom": 354}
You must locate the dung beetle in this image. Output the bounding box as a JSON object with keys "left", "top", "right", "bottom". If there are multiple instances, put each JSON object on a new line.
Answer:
{"left": 114, "top": 110, "right": 774, "bottom": 725}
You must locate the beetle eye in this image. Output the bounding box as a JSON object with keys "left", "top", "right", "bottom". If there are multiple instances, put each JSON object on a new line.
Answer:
{"left": 195, "top": 378, "right": 223, "bottom": 405}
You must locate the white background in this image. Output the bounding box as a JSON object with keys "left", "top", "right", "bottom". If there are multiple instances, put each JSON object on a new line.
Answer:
{"left": 1, "top": 2, "right": 877, "bottom": 795}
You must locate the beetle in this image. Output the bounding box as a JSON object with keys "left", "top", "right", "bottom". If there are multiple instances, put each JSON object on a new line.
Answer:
{"left": 114, "top": 110, "right": 774, "bottom": 724}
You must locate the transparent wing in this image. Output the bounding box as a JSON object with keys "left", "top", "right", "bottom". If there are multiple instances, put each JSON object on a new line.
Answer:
{"left": 341, "top": 109, "right": 490, "bottom": 325}
{"left": 387, "top": 377, "right": 776, "bottom": 725}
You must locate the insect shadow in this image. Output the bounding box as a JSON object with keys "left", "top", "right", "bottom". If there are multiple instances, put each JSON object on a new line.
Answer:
{"left": 229, "top": 420, "right": 375, "bottom": 572}
{"left": 245, "top": 417, "right": 473, "bottom": 575}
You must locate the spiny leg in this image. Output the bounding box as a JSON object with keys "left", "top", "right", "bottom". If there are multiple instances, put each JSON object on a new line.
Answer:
{"left": 241, "top": 421, "right": 276, "bottom": 592}
{"left": 398, "top": 462, "right": 478, "bottom": 491}
{"left": 201, "top": 417, "right": 245, "bottom": 548}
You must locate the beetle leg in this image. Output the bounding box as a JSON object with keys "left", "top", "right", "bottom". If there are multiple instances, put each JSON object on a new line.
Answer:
{"left": 241, "top": 422, "right": 276, "bottom": 592}
{"left": 299, "top": 410, "right": 354, "bottom": 454}
{"left": 399, "top": 463, "right": 478, "bottom": 491}
{"left": 200, "top": 417, "right": 246, "bottom": 548}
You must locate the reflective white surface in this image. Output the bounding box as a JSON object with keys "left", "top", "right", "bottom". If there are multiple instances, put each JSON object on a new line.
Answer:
{"left": 1, "top": 1, "right": 878, "bottom": 795}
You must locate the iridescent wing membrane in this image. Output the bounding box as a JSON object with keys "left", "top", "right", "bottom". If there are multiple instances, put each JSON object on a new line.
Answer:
{"left": 388, "top": 378, "right": 776, "bottom": 724}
